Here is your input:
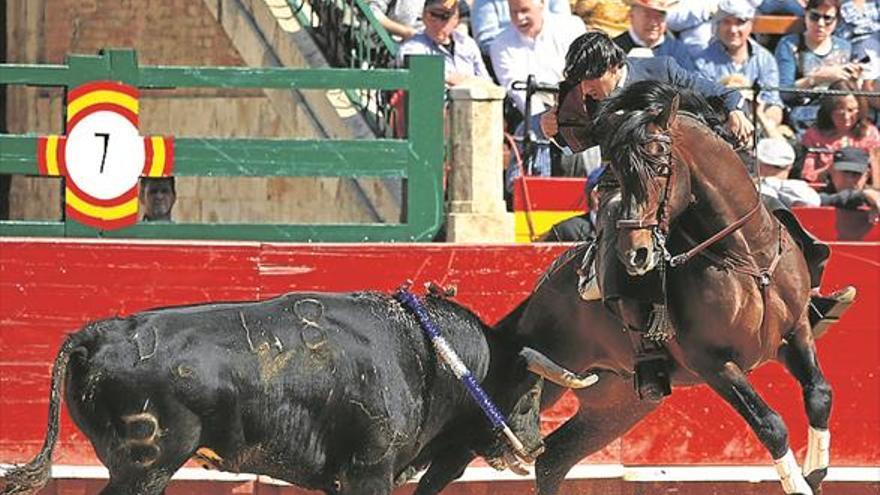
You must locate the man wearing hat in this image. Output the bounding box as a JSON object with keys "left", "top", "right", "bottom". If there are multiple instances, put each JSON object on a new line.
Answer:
{"left": 820, "top": 147, "right": 880, "bottom": 212}
{"left": 694, "top": 0, "right": 785, "bottom": 133}
{"left": 758, "top": 137, "right": 821, "bottom": 207}
{"left": 613, "top": 0, "right": 696, "bottom": 70}
{"left": 398, "top": 0, "right": 492, "bottom": 87}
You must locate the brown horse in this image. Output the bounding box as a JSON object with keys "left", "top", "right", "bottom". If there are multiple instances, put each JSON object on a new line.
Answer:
{"left": 501, "top": 81, "right": 832, "bottom": 495}
{"left": 597, "top": 80, "right": 829, "bottom": 495}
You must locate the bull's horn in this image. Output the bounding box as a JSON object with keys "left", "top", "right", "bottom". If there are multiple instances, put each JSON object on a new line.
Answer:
{"left": 520, "top": 347, "right": 599, "bottom": 389}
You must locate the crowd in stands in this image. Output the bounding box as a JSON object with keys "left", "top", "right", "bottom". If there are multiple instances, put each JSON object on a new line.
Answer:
{"left": 377, "top": 0, "right": 880, "bottom": 223}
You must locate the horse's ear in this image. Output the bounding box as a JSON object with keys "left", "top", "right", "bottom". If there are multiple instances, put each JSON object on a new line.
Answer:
{"left": 656, "top": 94, "right": 680, "bottom": 130}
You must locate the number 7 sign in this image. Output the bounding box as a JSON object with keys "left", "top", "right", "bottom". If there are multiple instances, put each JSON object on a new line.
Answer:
{"left": 37, "top": 81, "right": 174, "bottom": 230}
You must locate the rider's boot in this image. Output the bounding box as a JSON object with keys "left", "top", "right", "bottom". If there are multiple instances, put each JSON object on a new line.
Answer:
{"left": 624, "top": 304, "right": 673, "bottom": 402}
{"left": 765, "top": 197, "right": 858, "bottom": 337}
{"left": 810, "top": 285, "right": 857, "bottom": 339}
{"left": 633, "top": 340, "right": 671, "bottom": 402}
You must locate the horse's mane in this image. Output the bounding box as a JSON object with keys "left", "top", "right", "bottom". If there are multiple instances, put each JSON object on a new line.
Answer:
{"left": 592, "top": 80, "right": 737, "bottom": 207}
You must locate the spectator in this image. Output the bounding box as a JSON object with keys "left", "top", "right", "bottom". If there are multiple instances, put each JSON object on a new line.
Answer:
{"left": 399, "top": 0, "right": 492, "bottom": 87}
{"left": 370, "top": 0, "right": 425, "bottom": 40}
{"left": 775, "top": 0, "right": 863, "bottom": 132}
{"left": 471, "top": 0, "right": 571, "bottom": 56}
{"left": 540, "top": 165, "right": 606, "bottom": 241}
{"left": 758, "top": 0, "right": 807, "bottom": 14}
{"left": 695, "top": 0, "right": 786, "bottom": 132}
{"left": 490, "top": 0, "right": 585, "bottom": 117}
{"left": 835, "top": 0, "right": 880, "bottom": 61}
{"left": 571, "top": 0, "right": 631, "bottom": 37}
{"left": 613, "top": 0, "right": 696, "bottom": 70}
{"left": 819, "top": 146, "right": 880, "bottom": 214}
{"left": 758, "top": 137, "right": 822, "bottom": 205}
{"left": 800, "top": 79, "right": 880, "bottom": 181}
{"left": 665, "top": 0, "right": 724, "bottom": 57}
{"left": 139, "top": 177, "right": 176, "bottom": 223}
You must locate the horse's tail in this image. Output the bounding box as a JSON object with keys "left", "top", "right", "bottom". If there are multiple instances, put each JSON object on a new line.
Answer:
{"left": 1, "top": 330, "right": 92, "bottom": 495}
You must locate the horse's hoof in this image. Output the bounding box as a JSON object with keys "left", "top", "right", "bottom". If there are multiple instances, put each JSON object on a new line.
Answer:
{"left": 805, "top": 468, "right": 827, "bottom": 494}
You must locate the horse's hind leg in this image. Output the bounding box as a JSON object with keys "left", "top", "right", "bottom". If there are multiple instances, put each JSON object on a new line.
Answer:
{"left": 535, "top": 372, "right": 658, "bottom": 495}
{"left": 700, "top": 360, "right": 813, "bottom": 495}
{"left": 778, "top": 322, "right": 832, "bottom": 494}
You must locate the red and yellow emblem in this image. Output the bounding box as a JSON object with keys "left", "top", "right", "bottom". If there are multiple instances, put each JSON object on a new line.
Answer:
{"left": 37, "top": 81, "right": 174, "bottom": 230}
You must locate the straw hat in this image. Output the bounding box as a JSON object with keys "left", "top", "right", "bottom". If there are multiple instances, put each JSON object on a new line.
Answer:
{"left": 624, "top": 0, "right": 680, "bottom": 11}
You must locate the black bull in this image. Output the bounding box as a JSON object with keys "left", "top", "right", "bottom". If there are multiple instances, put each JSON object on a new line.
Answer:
{"left": 1, "top": 291, "right": 592, "bottom": 495}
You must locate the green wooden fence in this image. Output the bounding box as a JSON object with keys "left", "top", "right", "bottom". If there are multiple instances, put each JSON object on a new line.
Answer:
{"left": 0, "top": 49, "right": 445, "bottom": 241}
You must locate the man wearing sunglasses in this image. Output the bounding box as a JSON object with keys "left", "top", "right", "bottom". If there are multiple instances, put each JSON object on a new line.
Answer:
{"left": 398, "top": 0, "right": 492, "bottom": 87}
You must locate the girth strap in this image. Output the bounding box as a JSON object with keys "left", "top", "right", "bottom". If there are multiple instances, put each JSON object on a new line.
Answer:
{"left": 678, "top": 218, "right": 787, "bottom": 288}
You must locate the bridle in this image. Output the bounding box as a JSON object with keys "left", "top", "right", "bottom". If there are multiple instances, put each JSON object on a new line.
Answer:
{"left": 614, "top": 131, "right": 675, "bottom": 251}
{"left": 607, "top": 123, "right": 786, "bottom": 341}
{"left": 613, "top": 126, "right": 776, "bottom": 278}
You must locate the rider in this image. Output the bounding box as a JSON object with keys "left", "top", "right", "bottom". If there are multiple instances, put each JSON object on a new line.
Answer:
{"left": 545, "top": 31, "right": 856, "bottom": 400}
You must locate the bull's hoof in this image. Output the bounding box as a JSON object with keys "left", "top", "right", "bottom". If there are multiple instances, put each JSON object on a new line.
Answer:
{"left": 805, "top": 468, "right": 827, "bottom": 495}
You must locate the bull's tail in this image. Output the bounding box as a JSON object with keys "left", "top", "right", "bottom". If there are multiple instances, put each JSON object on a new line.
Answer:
{"left": 1, "top": 334, "right": 83, "bottom": 495}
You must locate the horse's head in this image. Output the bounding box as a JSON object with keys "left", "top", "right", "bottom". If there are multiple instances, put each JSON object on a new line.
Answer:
{"left": 599, "top": 82, "right": 694, "bottom": 276}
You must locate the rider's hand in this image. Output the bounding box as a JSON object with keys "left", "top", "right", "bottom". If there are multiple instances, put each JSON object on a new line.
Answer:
{"left": 540, "top": 107, "right": 559, "bottom": 137}
{"left": 727, "top": 109, "right": 754, "bottom": 145}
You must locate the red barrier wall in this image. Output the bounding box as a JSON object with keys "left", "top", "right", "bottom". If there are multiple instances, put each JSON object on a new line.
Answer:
{"left": 1, "top": 239, "right": 878, "bottom": 468}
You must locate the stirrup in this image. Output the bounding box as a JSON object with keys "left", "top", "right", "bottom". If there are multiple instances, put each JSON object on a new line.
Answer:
{"left": 810, "top": 285, "right": 857, "bottom": 339}
{"left": 634, "top": 353, "right": 671, "bottom": 401}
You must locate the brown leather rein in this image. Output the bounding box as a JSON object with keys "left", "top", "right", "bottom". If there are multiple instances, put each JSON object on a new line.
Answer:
{"left": 667, "top": 200, "right": 762, "bottom": 268}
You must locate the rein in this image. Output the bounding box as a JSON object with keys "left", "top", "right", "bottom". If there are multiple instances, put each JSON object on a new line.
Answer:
{"left": 667, "top": 200, "right": 762, "bottom": 268}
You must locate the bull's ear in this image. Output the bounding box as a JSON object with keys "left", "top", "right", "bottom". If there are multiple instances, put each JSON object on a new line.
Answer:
{"left": 656, "top": 93, "right": 679, "bottom": 131}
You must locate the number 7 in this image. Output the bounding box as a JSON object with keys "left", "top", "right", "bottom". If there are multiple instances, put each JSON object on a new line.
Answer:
{"left": 95, "top": 132, "right": 110, "bottom": 173}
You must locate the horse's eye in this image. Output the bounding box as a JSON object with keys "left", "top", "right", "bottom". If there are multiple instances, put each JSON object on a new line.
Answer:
{"left": 646, "top": 142, "right": 666, "bottom": 156}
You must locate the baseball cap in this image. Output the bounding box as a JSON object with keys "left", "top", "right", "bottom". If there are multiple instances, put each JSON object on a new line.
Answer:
{"left": 716, "top": 0, "right": 757, "bottom": 21}
{"left": 757, "top": 138, "right": 795, "bottom": 168}
{"left": 832, "top": 147, "right": 869, "bottom": 174}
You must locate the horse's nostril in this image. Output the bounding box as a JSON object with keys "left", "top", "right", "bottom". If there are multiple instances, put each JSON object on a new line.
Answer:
{"left": 632, "top": 247, "right": 650, "bottom": 267}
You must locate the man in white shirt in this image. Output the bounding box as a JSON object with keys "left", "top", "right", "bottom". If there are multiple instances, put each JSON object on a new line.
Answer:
{"left": 489, "top": 0, "right": 585, "bottom": 116}
{"left": 757, "top": 137, "right": 821, "bottom": 207}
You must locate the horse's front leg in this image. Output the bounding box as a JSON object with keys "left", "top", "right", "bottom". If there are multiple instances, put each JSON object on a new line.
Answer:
{"left": 778, "top": 319, "right": 832, "bottom": 494}
{"left": 698, "top": 360, "right": 813, "bottom": 495}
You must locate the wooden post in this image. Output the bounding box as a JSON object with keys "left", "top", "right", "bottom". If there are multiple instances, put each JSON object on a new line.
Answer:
{"left": 446, "top": 82, "right": 514, "bottom": 242}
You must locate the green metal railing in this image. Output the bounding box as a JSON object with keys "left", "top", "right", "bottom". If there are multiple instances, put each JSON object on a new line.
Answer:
{"left": 0, "top": 49, "right": 445, "bottom": 242}
{"left": 289, "top": 0, "right": 400, "bottom": 136}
